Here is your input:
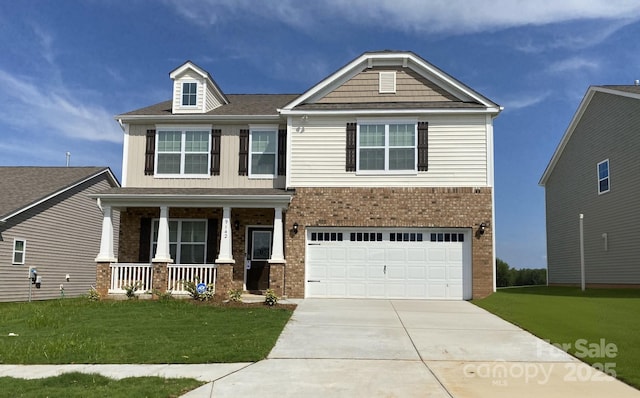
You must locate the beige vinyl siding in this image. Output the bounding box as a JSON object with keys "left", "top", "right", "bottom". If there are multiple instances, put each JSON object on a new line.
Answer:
{"left": 205, "top": 84, "right": 223, "bottom": 111}
{"left": 172, "top": 71, "right": 205, "bottom": 113}
{"left": 288, "top": 115, "right": 489, "bottom": 187}
{"left": 125, "top": 124, "right": 285, "bottom": 189}
{"left": 317, "top": 66, "right": 458, "bottom": 104}
{"left": 0, "top": 175, "right": 119, "bottom": 302}
{"left": 545, "top": 91, "right": 640, "bottom": 284}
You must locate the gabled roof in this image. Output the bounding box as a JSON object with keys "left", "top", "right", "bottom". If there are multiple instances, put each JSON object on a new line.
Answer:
{"left": 169, "top": 60, "right": 230, "bottom": 105}
{"left": 0, "top": 167, "right": 119, "bottom": 222}
{"left": 539, "top": 85, "right": 640, "bottom": 186}
{"left": 280, "top": 50, "right": 501, "bottom": 114}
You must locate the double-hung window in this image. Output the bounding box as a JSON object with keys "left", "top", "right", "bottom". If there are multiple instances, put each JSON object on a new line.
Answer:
{"left": 12, "top": 239, "right": 26, "bottom": 264}
{"left": 358, "top": 121, "right": 417, "bottom": 173}
{"left": 156, "top": 127, "right": 210, "bottom": 176}
{"left": 182, "top": 82, "right": 197, "bottom": 106}
{"left": 598, "top": 159, "right": 610, "bottom": 194}
{"left": 249, "top": 125, "right": 278, "bottom": 178}
{"left": 152, "top": 219, "right": 207, "bottom": 264}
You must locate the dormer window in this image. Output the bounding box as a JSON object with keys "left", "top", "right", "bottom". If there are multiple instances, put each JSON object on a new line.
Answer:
{"left": 182, "top": 82, "right": 197, "bottom": 106}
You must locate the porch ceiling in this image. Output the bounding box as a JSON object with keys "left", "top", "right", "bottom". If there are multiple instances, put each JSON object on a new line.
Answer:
{"left": 89, "top": 187, "right": 293, "bottom": 209}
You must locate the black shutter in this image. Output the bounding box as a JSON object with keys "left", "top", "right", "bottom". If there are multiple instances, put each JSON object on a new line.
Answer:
{"left": 346, "top": 122, "right": 356, "bottom": 172}
{"left": 278, "top": 129, "right": 287, "bottom": 176}
{"left": 145, "top": 130, "right": 156, "bottom": 175}
{"left": 206, "top": 219, "right": 218, "bottom": 264}
{"left": 418, "top": 122, "right": 428, "bottom": 171}
{"left": 239, "top": 129, "right": 249, "bottom": 176}
{"left": 139, "top": 218, "right": 152, "bottom": 263}
{"left": 210, "top": 129, "right": 221, "bottom": 176}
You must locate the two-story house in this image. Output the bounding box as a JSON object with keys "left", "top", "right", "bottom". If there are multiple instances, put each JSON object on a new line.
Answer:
{"left": 540, "top": 85, "right": 640, "bottom": 287}
{"left": 93, "top": 51, "right": 501, "bottom": 300}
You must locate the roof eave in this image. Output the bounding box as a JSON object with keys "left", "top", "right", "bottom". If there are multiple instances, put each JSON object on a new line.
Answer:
{"left": 89, "top": 193, "right": 292, "bottom": 209}
{"left": 279, "top": 107, "right": 501, "bottom": 116}
{"left": 115, "top": 114, "right": 283, "bottom": 123}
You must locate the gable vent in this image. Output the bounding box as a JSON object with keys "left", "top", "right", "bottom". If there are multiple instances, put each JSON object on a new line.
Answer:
{"left": 379, "top": 71, "right": 396, "bottom": 93}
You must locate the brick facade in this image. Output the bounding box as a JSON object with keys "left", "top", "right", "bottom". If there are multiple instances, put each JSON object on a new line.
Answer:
{"left": 111, "top": 186, "right": 493, "bottom": 300}
{"left": 284, "top": 187, "right": 494, "bottom": 299}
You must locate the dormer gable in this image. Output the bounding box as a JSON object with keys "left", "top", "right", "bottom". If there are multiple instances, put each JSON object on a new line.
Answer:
{"left": 169, "top": 61, "right": 229, "bottom": 114}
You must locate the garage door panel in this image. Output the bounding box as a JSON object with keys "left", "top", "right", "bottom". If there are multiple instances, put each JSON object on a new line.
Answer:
{"left": 306, "top": 228, "right": 471, "bottom": 300}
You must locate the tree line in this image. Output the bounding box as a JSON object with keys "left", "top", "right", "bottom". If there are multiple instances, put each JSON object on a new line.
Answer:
{"left": 496, "top": 258, "right": 547, "bottom": 287}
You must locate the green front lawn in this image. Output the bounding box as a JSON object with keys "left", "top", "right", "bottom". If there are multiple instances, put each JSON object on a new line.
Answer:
{"left": 0, "top": 373, "right": 203, "bottom": 398}
{"left": 473, "top": 286, "right": 640, "bottom": 389}
{"left": 0, "top": 298, "right": 293, "bottom": 364}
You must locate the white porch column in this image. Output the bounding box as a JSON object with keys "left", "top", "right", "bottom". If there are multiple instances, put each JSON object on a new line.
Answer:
{"left": 95, "top": 205, "right": 116, "bottom": 262}
{"left": 216, "top": 206, "right": 235, "bottom": 263}
{"left": 269, "top": 207, "right": 285, "bottom": 263}
{"left": 153, "top": 206, "right": 173, "bottom": 263}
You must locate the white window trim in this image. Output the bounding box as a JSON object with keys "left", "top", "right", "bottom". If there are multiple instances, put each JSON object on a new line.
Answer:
{"left": 597, "top": 159, "right": 610, "bottom": 195}
{"left": 154, "top": 125, "right": 212, "bottom": 178}
{"left": 180, "top": 80, "right": 199, "bottom": 108}
{"left": 248, "top": 124, "right": 278, "bottom": 179}
{"left": 356, "top": 118, "right": 417, "bottom": 175}
{"left": 12, "top": 238, "right": 26, "bottom": 265}
{"left": 151, "top": 219, "right": 208, "bottom": 264}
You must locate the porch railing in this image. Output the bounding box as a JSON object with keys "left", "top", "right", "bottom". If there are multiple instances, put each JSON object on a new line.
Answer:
{"left": 108, "top": 263, "right": 217, "bottom": 295}
{"left": 109, "top": 263, "right": 153, "bottom": 294}
{"left": 168, "top": 264, "right": 217, "bottom": 295}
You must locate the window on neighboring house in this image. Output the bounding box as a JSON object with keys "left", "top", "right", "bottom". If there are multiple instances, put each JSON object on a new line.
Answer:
{"left": 152, "top": 219, "right": 207, "bottom": 264}
{"left": 249, "top": 127, "right": 277, "bottom": 177}
{"left": 182, "top": 82, "right": 197, "bottom": 106}
{"left": 156, "top": 129, "right": 210, "bottom": 176}
{"left": 358, "top": 122, "right": 416, "bottom": 172}
{"left": 598, "top": 159, "right": 610, "bottom": 194}
{"left": 12, "top": 239, "right": 26, "bottom": 264}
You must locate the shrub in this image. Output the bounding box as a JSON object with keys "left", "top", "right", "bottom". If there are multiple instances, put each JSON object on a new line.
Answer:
{"left": 152, "top": 289, "right": 174, "bottom": 301}
{"left": 87, "top": 286, "right": 100, "bottom": 301}
{"left": 264, "top": 289, "right": 278, "bottom": 306}
{"left": 228, "top": 288, "right": 243, "bottom": 302}
{"left": 122, "top": 282, "right": 141, "bottom": 299}
{"left": 183, "top": 278, "right": 215, "bottom": 301}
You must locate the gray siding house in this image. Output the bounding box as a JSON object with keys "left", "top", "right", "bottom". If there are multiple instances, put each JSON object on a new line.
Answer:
{"left": 540, "top": 85, "right": 640, "bottom": 286}
{"left": 0, "top": 167, "right": 119, "bottom": 302}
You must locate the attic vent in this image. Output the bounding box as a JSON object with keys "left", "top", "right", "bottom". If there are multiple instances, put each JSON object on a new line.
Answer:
{"left": 379, "top": 71, "right": 396, "bottom": 93}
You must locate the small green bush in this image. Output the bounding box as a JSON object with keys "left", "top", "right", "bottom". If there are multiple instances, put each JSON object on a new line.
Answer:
{"left": 87, "top": 286, "right": 100, "bottom": 301}
{"left": 152, "top": 289, "right": 174, "bottom": 301}
{"left": 228, "top": 288, "right": 243, "bottom": 302}
{"left": 264, "top": 289, "right": 278, "bottom": 306}
{"left": 183, "top": 279, "right": 215, "bottom": 301}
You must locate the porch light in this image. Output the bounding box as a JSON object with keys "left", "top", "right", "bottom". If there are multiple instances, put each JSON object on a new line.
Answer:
{"left": 479, "top": 222, "right": 487, "bottom": 235}
{"left": 234, "top": 220, "right": 240, "bottom": 230}
{"left": 293, "top": 222, "right": 299, "bottom": 234}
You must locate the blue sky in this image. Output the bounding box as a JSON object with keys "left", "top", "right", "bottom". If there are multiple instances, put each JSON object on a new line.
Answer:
{"left": 2, "top": 1, "right": 640, "bottom": 269}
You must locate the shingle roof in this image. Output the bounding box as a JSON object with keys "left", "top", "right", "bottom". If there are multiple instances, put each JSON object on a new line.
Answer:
{"left": 0, "top": 167, "right": 113, "bottom": 220}
{"left": 121, "top": 94, "right": 299, "bottom": 117}
{"left": 598, "top": 85, "right": 640, "bottom": 95}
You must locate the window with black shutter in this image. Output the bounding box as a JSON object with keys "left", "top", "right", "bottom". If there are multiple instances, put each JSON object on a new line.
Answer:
{"left": 346, "top": 122, "right": 356, "bottom": 172}
{"left": 238, "top": 129, "right": 249, "bottom": 175}
{"left": 145, "top": 130, "right": 156, "bottom": 175}
{"left": 210, "top": 129, "right": 221, "bottom": 175}
{"left": 278, "top": 129, "right": 286, "bottom": 176}
{"left": 418, "top": 121, "right": 428, "bottom": 171}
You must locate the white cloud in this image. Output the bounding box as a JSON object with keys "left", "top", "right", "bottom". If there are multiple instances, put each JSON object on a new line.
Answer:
{"left": 502, "top": 91, "right": 552, "bottom": 111}
{"left": 0, "top": 70, "right": 122, "bottom": 143}
{"left": 165, "top": 0, "right": 640, "bottom": 35}
{"left": 547, "top": 57, "right": 600, "bottom": 74}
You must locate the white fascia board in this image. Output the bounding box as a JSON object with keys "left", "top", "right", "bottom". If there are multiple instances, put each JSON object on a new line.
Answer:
{"left": 121, "top": 124, "right": 130, "bottom": 187}
{"left": 285, "top": 116, "right": 293, "bottom": 190}
{"left": 1, "top": 169, "right": 119, "bottom": 222}
{"left": 279, "top": 108, "right": 501, "bottom": 116}
{"left": 539, "top": 87, "right": 597, "bottom": 186}
{"left": 90, "top": 194, "right": 292, "bottom": 209}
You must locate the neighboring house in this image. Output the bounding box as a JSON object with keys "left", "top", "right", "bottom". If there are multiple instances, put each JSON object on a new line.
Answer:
{"left": 540, "top": 85, "right": 640, "bottom": 287}
{"left": 94, "top": 51, "right": 501, "bottom": 300}
{"left": 0, "top": 167, "right": 119, "bottom": 302}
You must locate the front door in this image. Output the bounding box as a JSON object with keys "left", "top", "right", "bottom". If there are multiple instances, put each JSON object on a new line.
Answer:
{"left": 246, "top": 228, "right": 272, "bottom": 292}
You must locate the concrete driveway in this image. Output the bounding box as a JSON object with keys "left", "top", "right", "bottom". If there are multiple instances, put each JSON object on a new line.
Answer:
{"left": 208, "top": 299, "right": 639, "bottom": 397}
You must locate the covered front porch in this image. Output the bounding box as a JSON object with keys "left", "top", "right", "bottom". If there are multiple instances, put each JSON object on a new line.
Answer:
{"left": 90, "top": 188, "right": 293, "bottom": 299}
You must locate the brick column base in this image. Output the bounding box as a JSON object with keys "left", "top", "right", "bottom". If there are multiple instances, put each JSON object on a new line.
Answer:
{"left": 269, "top": 263, "right": 285, "bottom": 297}
{"left": 96, "top": 262, "right": 111, "bottom": 298}
{"left": 152, "top": 262, "right": 168, "bottom": 294}
{"left": 215, "top": 263, "right": 236, "bottom": 300}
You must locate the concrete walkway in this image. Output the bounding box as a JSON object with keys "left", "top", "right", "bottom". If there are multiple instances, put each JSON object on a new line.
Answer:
{"left": 2, "top": 299, "right": 639, "bottom": 397}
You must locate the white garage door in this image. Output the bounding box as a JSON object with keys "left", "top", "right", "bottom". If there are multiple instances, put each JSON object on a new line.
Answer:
{"left": 306, "top": 229, "right": 472, "bottom": 300}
